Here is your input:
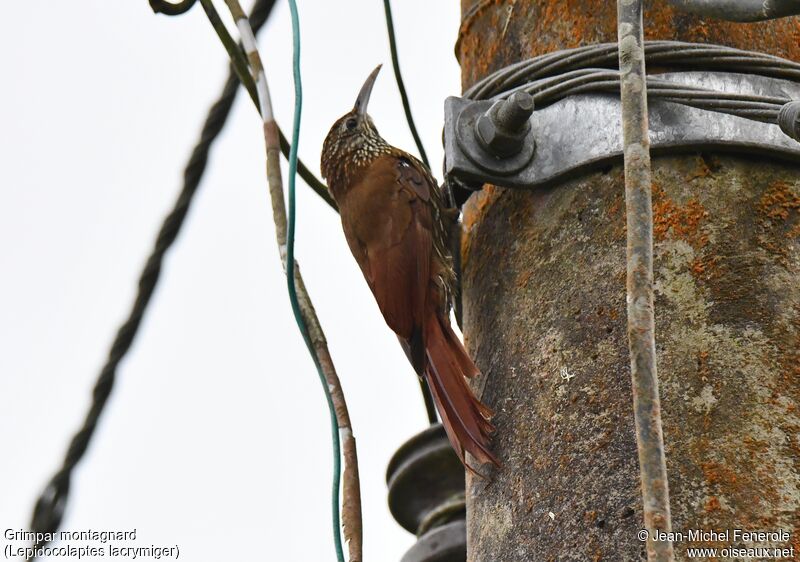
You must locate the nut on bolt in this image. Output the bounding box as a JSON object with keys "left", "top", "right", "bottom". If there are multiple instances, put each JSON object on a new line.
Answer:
{"left": 476, "top": 91, "right": 535, "bottom": 158}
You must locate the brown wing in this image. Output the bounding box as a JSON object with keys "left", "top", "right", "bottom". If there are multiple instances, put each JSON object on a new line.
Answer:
{"left": 338, "top": 154, "right": 435, "bottom": 371}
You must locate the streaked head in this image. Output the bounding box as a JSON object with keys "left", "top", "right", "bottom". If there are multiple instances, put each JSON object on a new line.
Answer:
{"left": 321, "top": 65, "right": 390, "bottom": 186}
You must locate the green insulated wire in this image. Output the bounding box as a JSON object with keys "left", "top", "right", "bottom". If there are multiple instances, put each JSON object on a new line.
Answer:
{"left": 284, "top": 1, "right": 345, "bottom": 561}
{"left": 383, "top": 0, "right": 430, "bottom": 168}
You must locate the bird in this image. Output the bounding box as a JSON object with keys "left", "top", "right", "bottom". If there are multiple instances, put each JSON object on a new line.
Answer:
{"left": 320, "top": 65, "right": 498, "bottom": 470}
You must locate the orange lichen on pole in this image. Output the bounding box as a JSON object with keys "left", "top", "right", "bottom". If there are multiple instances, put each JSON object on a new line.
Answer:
{"left": 652, "top": 184, "right": 710, "bottom": 248}
{"left": 461, "top": 184, "right": 503, "bottom": 268}
{"left": 457, "top": 0, "right": 800, "bottom": 90}
{"left": 759, "top": 180, "right": 800, "bottom": 221}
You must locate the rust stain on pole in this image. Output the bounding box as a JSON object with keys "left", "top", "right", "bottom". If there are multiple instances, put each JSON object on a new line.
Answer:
{"left": 617, "top": 0, "right": 674, "bottom": 560}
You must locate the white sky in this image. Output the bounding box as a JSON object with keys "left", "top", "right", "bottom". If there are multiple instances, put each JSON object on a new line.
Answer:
{"left": 0, "top": 1, "right": 461, "bottom": 560}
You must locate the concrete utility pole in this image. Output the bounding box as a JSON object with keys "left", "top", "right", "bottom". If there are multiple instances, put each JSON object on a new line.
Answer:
{"left": 457, "top": 2, "right": 800, "bottom": 560}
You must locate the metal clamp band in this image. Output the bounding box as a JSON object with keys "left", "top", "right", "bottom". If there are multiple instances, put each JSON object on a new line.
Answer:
{"left": 445, "top": 71, "right": 800, "bottom": 190}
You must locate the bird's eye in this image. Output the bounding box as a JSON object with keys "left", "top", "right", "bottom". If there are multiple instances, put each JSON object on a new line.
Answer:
{"left": 345, "top": 118, "right": 357, "bottom": 130}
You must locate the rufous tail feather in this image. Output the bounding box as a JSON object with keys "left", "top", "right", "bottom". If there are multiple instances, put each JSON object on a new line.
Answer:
{"left": 424, "top": 313, "right": 499, "bottom": 470}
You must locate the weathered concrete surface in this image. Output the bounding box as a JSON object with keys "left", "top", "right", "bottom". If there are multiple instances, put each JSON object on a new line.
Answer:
{"left": 457, "top": 0, "right": 800, "bottom": 91}
{"left": 461, "top": 156, "right": 800, "bottom": 561}
{"left": 458, "top": 2, "right": 800, "bottom": 560}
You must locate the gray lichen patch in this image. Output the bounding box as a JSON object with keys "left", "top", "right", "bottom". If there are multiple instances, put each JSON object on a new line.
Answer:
{"left": 690, "top": 385, "right": 718, "bottom": 414}
{"left": 654, "top": 239, "right": 711, "bottom": 325}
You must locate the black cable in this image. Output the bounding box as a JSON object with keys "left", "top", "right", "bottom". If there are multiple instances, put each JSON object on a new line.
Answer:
{"left": 419, "top": 378, "right": 439, "bottom": 425}
{"left": 381, "top": 0, "right": 440, "bottom": 425}
{"left": 149, "top": 0, "right": 196, "bottom": 16}
{"left": 26, "top": 1, "right": 277, "bottom": 558}
{"left": 382, "top": 0, "right": 430, "bottom": 168}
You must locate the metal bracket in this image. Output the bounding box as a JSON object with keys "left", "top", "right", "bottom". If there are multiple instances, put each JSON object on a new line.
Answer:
{"left": 445, "top": 71, "right": 800, "bottom": 191}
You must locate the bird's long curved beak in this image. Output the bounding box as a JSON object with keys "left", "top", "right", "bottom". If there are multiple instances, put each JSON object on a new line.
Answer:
{"left": 354, "top": 65, "right": 382, "bottom": 116}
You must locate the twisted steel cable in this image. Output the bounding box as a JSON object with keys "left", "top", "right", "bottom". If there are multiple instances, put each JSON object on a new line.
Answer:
{"left": 26, "top": 1, "right": 276, "bottom": 557}
{"left": 464, "top": 41, "right": 800, "bottom": 130}
{"left": 466, "top": 41, "right": 800, "bottom": 99}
